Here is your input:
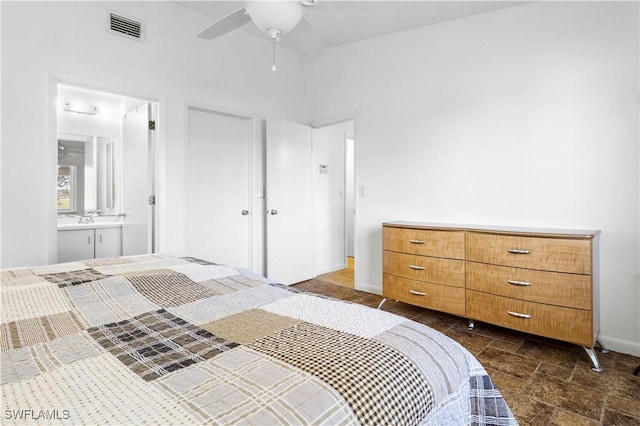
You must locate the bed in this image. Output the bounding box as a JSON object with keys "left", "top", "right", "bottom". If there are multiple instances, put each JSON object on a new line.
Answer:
{"left": 1, "top": 254, "right": 516, "bottom": 425}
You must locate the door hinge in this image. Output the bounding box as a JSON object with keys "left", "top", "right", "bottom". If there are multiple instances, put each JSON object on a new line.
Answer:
{"left": 148, "top": 120, "right": 156, "bottom": 130}
{"left": 148, "top": 195, "right": 156, "bottom": 206}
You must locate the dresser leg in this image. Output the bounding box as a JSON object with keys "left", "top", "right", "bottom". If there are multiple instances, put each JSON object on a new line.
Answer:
{"left": 595, "top": 338, "right": 610, "bottom": 354}
{"left": 468, "top": 320, "right": 476, "bottom": 331}
{"left": 377, "top": 298, "right": 387, "bottom": 310}
{"left": 583, "top": 346, "right": 604, "bottom": 372}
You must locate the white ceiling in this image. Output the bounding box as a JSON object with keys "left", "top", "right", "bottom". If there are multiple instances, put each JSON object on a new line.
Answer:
{"left": 178, "top": 1, "right": 528, "bottom": 54}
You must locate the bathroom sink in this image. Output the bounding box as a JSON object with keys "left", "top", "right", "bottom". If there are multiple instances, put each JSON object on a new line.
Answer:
{"left": 57, "top": 221, "right": 122, "bottom": 230}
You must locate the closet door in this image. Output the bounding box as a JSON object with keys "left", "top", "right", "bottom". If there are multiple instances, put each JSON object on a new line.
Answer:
{"left": 266, "top": 118, "right": 313, "bottom": 285}
{"left": 186, "top": 107, "right": 252, "bottom": 268}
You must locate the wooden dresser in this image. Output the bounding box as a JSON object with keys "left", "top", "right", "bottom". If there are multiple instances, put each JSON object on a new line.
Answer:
{"left": 382, "top": 222, "right": 606, "bottom": 371}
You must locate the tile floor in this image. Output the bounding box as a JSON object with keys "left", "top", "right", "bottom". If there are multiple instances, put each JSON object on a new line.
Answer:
{"left": 292, "top": 279, "right": 640, "bottom": 426}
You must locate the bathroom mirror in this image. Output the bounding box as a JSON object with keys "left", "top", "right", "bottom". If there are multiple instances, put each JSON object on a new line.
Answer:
{"left": 57, "top": 133, "right": 120, "bottom": 216}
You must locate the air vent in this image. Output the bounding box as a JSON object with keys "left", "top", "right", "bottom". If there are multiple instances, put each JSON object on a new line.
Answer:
{"left": 108, "top": 11, "right": 144, "bottom": 42}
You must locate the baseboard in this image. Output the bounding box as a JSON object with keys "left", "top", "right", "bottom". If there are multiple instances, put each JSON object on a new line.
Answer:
{"left": 316, "top": 263, "right": 346, "bottom": 275}
{"left": 599, "top": 334, "right": 640, "bottom": 357}
{"left": 355, "top": 282, "right": 382, "bottom": 296}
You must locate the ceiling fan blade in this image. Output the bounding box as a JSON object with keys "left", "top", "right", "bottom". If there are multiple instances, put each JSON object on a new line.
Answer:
{"left": 197, "top": 8, "right": 251, "bottom": 40}
{"left": 288, "top": 18, "right": 325, "bottom": 56}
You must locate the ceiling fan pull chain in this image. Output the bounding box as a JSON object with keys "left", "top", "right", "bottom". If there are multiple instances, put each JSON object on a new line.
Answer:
{"left": 267, "top": 28, "right": 280, "bottom": 72}
{"left": 272, "top": 35, "right": 277, "bottom": 72}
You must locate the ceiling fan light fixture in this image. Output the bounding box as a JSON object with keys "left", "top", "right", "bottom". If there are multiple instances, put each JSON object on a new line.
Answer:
{"left": 244, "top": 1, "right": 303, "bottom": 34}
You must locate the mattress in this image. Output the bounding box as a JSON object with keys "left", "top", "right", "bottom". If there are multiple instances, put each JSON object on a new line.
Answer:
{"left": 1, "top": 254, "right": 516, "bottom": 425}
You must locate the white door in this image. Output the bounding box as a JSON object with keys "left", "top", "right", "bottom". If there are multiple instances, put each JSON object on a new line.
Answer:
{"left": 266, "top": 119, "right": 313, "bottom": 285}
{"left": 122, "top": 103, "right": 152, "bottom": 255}
{"left": 186, "top": 108, "right": 251, "bottom": 268}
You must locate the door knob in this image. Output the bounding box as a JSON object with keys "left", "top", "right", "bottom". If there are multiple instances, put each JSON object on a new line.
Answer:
{"left": 269, "top": 209, "right": 278, "bottom": 215}
{"left": 241, "top": 210, "right": 249, "bottom": 216}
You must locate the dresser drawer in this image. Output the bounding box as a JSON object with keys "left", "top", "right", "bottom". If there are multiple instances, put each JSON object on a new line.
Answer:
{"left": 466, "top": 290, "right": 593, "bottom": 346}
{"left": 383, "top": 226, "right": 465, "bottom": 259}
{"left": 466, "top": 232, "right": 592, "bottom": 274}
{"left": 466, "top": 262, "right": 591, "bottom": 310}
{"left": 383, "top": 251, "right": 465, "bottom": 287}
{"left": 384, "top": 274, "right": 465, "bottom": 316}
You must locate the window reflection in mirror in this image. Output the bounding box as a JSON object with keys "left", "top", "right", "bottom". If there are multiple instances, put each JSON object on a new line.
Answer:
{"left": 57, "top": 134, "right": 119, "bottom": 216}
{"left": 57, "top": 165, "right": 77, "bottom": 213}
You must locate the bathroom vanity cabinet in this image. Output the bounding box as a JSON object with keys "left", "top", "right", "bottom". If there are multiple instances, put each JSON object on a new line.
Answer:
{"left": 57, "top": 226, "right": 122, "bottom": 262}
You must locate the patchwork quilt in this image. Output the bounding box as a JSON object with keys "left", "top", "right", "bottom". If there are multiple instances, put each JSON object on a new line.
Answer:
{"left": 1, "top": 254, "right": 516, "bottom": 425}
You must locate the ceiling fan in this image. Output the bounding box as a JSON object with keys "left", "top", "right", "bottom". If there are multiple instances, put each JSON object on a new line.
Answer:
{"left": 58, "top": 141, "right": 86, "bottom": 161}
{"left": 197, "top": 1, "right": 326, "bottom": 70}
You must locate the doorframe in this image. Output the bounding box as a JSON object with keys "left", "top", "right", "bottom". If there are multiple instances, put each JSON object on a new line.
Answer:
{"left": 49, "top": 72, "right": 163, "bottom": 261}
{"left": 344, "top": 134, "right": 355, "bottom": 266}
{"left": 310, "top": 116, "right": 357, "bottom": 281}
{"left": 148, "top": 102, "right": 159, "bottom": 253}
{"left": 183, "top": 100, "right": 261, "bottom": 274}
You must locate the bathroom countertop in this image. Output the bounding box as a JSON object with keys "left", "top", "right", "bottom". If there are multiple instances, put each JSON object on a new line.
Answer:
{"left": 57, "top": 222, "right": 123, "bottom": 230}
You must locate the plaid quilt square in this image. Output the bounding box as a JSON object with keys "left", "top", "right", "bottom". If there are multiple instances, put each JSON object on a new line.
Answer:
{"left": 40, "top": 268, "right": 109, "bottom": 288}
{"left": 167, "top": 264, "right": 240, "bottom": 283}
{"left": 83, "top": 257, "right": 136, "bottom": 268}
{"left": 181, "top": 257, "right": 219, "bottom": 266}
{"left": 470, "top": 374, "right": 514, "bottom": 426}
{"left": 199, "top": 275, "right": 269, "bottom": 295}
{"left": 1, "top": 333, "right": 103, "bottom": 385}
{"left": 88, "top": 309, "right": 239, "bottom": 381}
{"left": 125, "top": 270, "right": 220, "bottom": 307}
{"left": 201, "top": 309, "right": 302, "bottom": 344}
{"left": 64, "top": 276, "right": 160, "bottom": 327}
{"left": 158, "top": 347, "right": 357, "bottom": 425}
{"left": 249, "top": 322, "right": 434, "bottom": 426}
{"left": 0, "top": 311, "right": 86, "bottom": 353}
{"left": 1, "top": 283, "right": 72, "bottom": 324}
{"left": 1, "top": 352, "right": 201, "bottom": 425}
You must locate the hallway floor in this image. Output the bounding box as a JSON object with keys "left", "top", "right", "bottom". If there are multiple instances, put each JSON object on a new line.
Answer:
{"left": 315, "top": 257, "right": 354, "bottom": 288}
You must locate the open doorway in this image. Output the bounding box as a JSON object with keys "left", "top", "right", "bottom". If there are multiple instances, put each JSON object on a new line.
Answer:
{"left": 312, "top": 120, "right": 355, "bottom": 288}
{"left": 56, "top": 84, "right": 158, "bottom": 261}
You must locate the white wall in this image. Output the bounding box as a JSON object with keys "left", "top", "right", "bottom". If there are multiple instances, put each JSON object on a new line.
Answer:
{"left": 1, "top": 1, "right": 308, "bottom": 270}
{"left": 307, "top": 2, "right": 640, "bottom": 355}
{"left": 57, "top": 86, "right": 123, "bottom": 140}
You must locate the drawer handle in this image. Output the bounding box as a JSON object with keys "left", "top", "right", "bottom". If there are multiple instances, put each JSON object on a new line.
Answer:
{"left": 409, "top": 290, "right": 426, "bottom": 296}
{"left": 507, "top": 249, "right": 531, "bottom": 255}
{"left": 409, "top": 239, "right": 425, "bottom": 244}
{"left": 508, "top": 311, "right": 532, "bottom": 319}
{"left": 409, "top": 264, "right": 425, "bottom": 270}
{"left": 508, "top": 279, "right": 531, "bottom": 286}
